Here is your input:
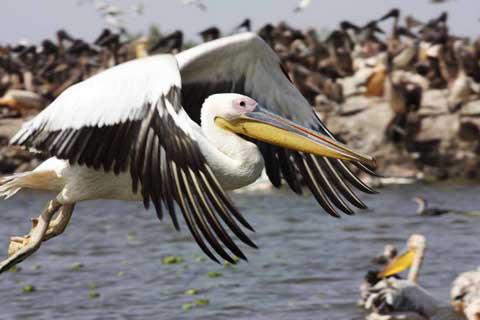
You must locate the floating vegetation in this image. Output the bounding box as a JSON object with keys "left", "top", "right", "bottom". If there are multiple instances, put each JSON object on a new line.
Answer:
{"left": 194, "top": 255, "right": 206, "bottom": 263}
{"left": 207, "top": 271, "right": 222, "bottom": 278}
{"left": 195, "top": 298, "right": 210, "bottom": 306}
{"left": 21, "top": 284, "right": 35, "bottom": 293}
{"left": 71, "top": 262, "right": 84, "bottom": 271}
{"left": 162, "top": 255, "right": 184, "bottom": 265}
{"left": 182, "top": 298, "right": 210, "bottom": 311}
{"left": 88, "top": 290, "right": 100, "bottom": 299}
{"left": 185, "top": 288, "right": 198, "bottom": 296}
{"left": 8, "top": 266, "right": 21, "bottom": 273}
{"left": 31, "top": 264, "right": 42, "bottom": 271}
{"left": 117, "top": 271, "right": 124, "bottom": 277}
{"left": 182, "top": 302, "right": 194, "bottom": 311}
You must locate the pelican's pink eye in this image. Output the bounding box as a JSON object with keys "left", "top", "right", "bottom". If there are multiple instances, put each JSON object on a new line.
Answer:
{"left": 233, "top": 97, "right": 257, "bottom": 112}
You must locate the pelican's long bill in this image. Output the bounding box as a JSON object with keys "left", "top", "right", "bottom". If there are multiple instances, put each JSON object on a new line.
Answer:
{"left": 379, "top": 248, "right": 416, "bottom": 278}
{"left": 215, "top": 107, "right": 376, "bottom": 167}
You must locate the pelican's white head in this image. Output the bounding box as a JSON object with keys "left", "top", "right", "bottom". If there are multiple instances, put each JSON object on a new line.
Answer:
{"left": 200, "top": 93, "right": 376, "bottom": 167}
{"left": 201, "top": 93, "right": 258, "bottom": 124}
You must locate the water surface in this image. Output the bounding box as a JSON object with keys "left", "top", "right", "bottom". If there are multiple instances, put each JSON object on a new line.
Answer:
{"left": 1, "top": 183, "right": 479, "bottom": 319}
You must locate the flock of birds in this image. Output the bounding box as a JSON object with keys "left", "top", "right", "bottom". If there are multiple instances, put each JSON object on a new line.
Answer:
{"left": 360, "top": 233, "right": 480, "bottom": 320}
{"left": 6, "top": 6, "right": 478, "bottom": 158}
{"left": 0, "top": 5, "right": 479, "bottom": 320}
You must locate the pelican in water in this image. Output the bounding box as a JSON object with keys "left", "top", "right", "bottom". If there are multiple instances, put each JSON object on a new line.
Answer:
{"left": 0, "top": 33, "right": 377, "bottom": 273}
{"left": 363, "top": 234, "right": 439, "bottom": 319}
{"left": 451, "top": 267, "right": 480, "bottom": 320}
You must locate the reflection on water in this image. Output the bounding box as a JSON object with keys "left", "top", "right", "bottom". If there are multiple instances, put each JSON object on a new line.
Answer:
{"left": 0, "top": 183, "right": 479, "bottom": 319}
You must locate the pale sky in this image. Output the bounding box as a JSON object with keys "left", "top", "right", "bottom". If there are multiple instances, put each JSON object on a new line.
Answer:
{"left": 2, "top": 0, "right": 480, "bottom": 44}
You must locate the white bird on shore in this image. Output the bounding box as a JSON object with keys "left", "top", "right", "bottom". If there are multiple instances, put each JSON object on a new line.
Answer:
{"left": 0, "top": 33, "right": 376, "bottom": 273}
{"left": 363, "top": 234, "right": 439, "bottom": 319}
{"left": 451, "top": 267, "right": 480, "bottom": 320}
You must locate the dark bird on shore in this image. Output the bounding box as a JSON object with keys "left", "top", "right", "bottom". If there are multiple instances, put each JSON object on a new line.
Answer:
{"left": 232, "top": 19, "right": 251, "bottom": 33}
{"left": 56, "top": 29, "right": 76, "bottom": 44}
{"left": 447, "top": 42, "right": 478, "bottom": 113}
{"left": 405, "top": 15, "right": 423, "bottom": 31}
{"left": 149, "top": 30, "right": 184, "bottom": 54}
{"left": 198, "top": 26, "right": 221, "bottom": 42}
{"left": 340, "top": 20, "right": 385, "bottom": 47}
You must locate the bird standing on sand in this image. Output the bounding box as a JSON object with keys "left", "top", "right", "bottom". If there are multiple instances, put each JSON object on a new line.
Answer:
{"left": 0, "top": 33, "right": 377, "bottom": 273}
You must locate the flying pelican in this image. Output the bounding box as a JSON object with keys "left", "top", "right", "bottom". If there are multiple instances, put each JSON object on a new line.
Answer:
{"left": 451, "top": 267, "right": 480, "bottom": 320}
{"left": 363, "top": 234, "right": 439, "bottom": 319}
{"left": 0, "top": 33, "right": 376, "bottom": 273}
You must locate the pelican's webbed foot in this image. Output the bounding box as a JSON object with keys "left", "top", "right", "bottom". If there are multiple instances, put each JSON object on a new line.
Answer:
{"left": 0, "top": 199, "right": 62, "bottom": 274}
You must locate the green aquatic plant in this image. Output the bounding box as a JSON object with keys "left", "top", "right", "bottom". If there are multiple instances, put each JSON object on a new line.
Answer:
{"left": 185, "top": 288, "right": 198, "bottom": 296}
{"left": 8, "top": 266, "right": 21, "bottom": 273}
{"left": 195, "top": 298, "right": 210, "bottom": 306}
{"left": 21, "top": 284, "right": 35, "bottom": 293}
{"left": 207, "top": 271, "right": 222, "bottom": 278}
{"left": 162, "top": 255, "right": 184, "bottom": 265}
{"left": 194, "top": 255, "right": 206, "bottom": 263}
{"left": 71, "top": 262, "right": 84, "bottom": 271}
{"left": 88, "top": 290, "right": 100, "bottom": 299}
{"left": 182, "top": 302, "right": 194, "bottom": 311}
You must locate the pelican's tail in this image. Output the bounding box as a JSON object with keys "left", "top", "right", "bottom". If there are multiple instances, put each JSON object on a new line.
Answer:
{"left": 0, "top": 173, "right": 27, "bottom": 199}
{"left": 0, "top": 169, "right": 59, "bottom": 199}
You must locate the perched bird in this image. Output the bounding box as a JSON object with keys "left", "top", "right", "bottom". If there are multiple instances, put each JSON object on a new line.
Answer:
{"left": 451, "top": 268, "right": 480, "bottom": 320}
{"left": 0, "top": 33, "right": 376, "bottom": 273}
{"left": 363, "top": 234, "right": 439, "bottom": 319}
{"left": 232, "top": 19, "right": 251, "bottom": 34}
{"left": 447, "top": 42, "right": 476, "bottom": 113}
{"left": 149, "top": 30, "right": 184, "bottom": 54}
{"left": 198, "top": 26, "right": 221, "bottom": 42}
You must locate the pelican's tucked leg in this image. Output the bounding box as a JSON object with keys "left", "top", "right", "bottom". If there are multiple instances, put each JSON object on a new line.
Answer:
{"left": 0, "top": 199, "right": 61, "bottom": 274}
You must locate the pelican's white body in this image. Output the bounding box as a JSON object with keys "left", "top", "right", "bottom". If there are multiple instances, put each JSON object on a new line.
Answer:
{"left": 24, "top": 94, "right": 265, "bottom": 204}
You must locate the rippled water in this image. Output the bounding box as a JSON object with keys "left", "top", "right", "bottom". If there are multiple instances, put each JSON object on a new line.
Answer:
{"left": 1, "top": 183, "right": 479, "bottom": 319}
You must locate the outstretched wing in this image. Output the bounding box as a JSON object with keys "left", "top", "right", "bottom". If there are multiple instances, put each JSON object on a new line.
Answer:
{"left": 11, "top": 55, "right": 256, "bottom": 264}
{"left": 177, "top": 33, "right": 377, "bottom": 218}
